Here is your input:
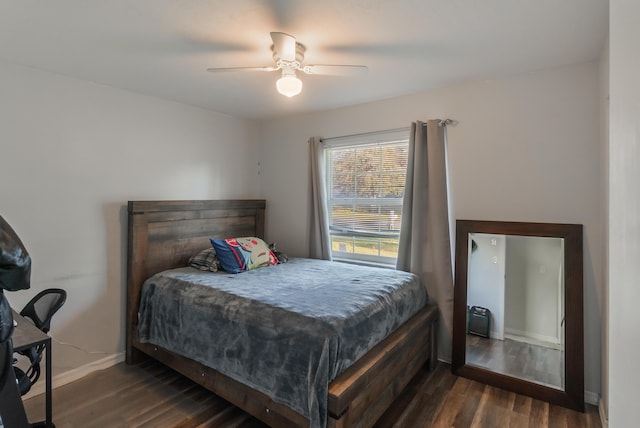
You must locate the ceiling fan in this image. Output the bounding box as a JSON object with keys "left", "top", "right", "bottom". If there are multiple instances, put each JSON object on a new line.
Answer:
{"left": 206, "top": 32, "right": 368, "bottom": 97}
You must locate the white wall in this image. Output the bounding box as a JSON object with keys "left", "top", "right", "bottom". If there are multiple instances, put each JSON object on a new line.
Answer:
{"left": 599, "top": 33, "right": 610, "bottom": 426}
{"left": 0, "top": 60, "right": 261, "bottom": 380}
{"left": 259, "top": 61, "right": 603, "bottom": 398}
{"left": 467, "top": 233, "right": 506, "bottom": 339}
{"left": 504, "top": 236, "right": 563, "bottom": 344}
{"left": 608, "top": 0, "right": 640, "bottom": 426}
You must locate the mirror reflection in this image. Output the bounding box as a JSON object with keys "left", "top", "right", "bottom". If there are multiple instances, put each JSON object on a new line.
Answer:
{"left": 465, "top": 233, "right": 565, "bottom": 390}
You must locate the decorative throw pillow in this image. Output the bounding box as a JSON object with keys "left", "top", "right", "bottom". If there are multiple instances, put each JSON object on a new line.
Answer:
{"left": 210, "top": 237, "right": 278, "bottom": 274}
{"left": 188, "top": 248, "right": 220, "bottom": 272}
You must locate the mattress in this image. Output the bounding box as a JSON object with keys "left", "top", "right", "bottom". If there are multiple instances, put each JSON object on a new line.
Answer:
{"left": 137, "top": 258, "right": 427, "bottom": 428}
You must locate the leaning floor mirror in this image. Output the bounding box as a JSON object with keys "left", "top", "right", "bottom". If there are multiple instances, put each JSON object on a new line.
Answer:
{"left": 452, "top": 220, "right": 584, "bottom": 411}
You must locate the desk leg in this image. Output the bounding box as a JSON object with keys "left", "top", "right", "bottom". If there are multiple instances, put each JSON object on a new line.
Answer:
{"left": 46, "top": 338, "right": 52, "bottom": 427}
{"left": 0, "top": 341, "right": 30, "bottom": 427}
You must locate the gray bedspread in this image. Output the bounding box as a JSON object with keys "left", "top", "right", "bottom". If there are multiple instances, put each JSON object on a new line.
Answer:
{"left": 137, "top": 258, "right": 427, "bottom": 428}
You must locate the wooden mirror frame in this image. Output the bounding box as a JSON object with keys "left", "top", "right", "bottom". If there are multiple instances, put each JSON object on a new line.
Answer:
{"left": 452, "top": 220, "right": 584, "bottom": 411}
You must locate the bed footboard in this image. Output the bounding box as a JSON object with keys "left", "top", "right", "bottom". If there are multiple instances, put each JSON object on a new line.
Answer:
{"left": 327, "top": 304, "right": 438, "bottom": 428}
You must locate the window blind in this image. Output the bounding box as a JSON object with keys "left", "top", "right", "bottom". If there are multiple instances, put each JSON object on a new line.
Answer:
{"left": 324, "top": 130, "right": 409, "bottom": 265}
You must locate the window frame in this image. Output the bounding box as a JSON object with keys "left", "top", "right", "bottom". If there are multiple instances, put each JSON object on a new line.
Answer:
{"left": 323, "top": 128, "right": 410, "bottom": 266}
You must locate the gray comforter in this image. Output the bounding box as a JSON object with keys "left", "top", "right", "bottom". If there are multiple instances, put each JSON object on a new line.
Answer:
{"left": 137, "top": 258, "right": 427, "bottom": 428}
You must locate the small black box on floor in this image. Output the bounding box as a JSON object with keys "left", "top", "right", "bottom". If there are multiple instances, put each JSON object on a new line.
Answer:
{"left": 467, "top": 306, "right": 491, "bottom": 338}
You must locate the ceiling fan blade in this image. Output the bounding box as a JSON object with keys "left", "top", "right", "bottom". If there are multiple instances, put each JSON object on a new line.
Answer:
{"left": 302, "top": 65, "right": 369, "bottom": 76}
{"left": 207, "top": 66, "right": 278, "bottom": 73}
{"left": 270, "top": 32, "right": 296, "bottom": 61}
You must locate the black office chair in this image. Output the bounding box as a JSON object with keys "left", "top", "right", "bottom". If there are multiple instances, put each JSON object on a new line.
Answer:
{"left": 13, "top": 288, "right": 66, "bottom": 395}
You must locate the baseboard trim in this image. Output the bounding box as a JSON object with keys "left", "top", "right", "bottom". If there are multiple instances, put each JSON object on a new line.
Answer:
{"left": 598, "top": 398, "right": 608, "bottom": 428}
{"left": 584, "top": 390, "right": 599, "bottom": 406}
{"left": 504, "top": 331, "right": 562, "bottom": 350}
{"left": 23, "top": 352, "right": 125, "bottom": 400}
{"left": 504, "top": 327, "right": 560, "bottom": 344}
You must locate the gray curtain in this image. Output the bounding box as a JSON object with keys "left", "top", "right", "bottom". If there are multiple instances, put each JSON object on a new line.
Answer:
{"left": 308, "top": 137, "right": 332, "bottom": 260}
{"left": 396, "top": 120, "right": 454, "bottom": 361}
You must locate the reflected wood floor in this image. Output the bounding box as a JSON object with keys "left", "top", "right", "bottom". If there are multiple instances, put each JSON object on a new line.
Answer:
{"left": 23, "top": 359, "right": 600, "bottom": 427}
{"left": 466, "top": 335, "right": 564, "bottom": 389}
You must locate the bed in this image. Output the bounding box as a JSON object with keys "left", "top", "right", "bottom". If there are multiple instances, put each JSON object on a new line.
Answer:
{"left": 126, "top": 199, "right": 438, "bottom": 428}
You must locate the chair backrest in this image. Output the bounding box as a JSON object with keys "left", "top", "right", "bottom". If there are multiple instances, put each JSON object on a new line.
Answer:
{"left": 20, "top": 288, "right": 67, "bottom": 333}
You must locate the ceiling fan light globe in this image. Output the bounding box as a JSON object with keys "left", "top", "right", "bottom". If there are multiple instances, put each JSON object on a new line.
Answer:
{"left": 276, "top": 75, "right": 302, "bottom": 97}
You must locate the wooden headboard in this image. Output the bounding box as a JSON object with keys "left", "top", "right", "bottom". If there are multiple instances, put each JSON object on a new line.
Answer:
{"left": 126, "top": 199, "right": 266, "bottom": 363}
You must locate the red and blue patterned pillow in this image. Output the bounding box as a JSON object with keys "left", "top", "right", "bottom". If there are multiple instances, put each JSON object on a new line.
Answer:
{"left": 210, "top": 237, "right": 278, "bottom": 274}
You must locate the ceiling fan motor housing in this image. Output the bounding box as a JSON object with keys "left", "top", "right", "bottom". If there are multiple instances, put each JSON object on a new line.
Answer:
{"left": 272, "top": 42, "right": 305, "bottom": 63}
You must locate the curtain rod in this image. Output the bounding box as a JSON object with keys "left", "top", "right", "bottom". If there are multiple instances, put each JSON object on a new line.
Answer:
{"left": 321, "top": 127, "right": 409, "bottom": 143}
{"left": 321, "top": 119, "right": 455, "bottom": 143}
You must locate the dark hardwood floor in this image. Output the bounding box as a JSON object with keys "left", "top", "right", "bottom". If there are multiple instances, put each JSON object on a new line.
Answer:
{"left": 23, "top": 359, "right": 601, "bottom": 427}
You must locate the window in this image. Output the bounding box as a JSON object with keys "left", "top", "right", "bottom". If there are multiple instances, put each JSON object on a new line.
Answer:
{"left": 325, "top": 129, "right": 409, "bottom": 265}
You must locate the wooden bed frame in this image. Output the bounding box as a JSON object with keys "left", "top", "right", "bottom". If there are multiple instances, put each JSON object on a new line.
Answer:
{"left": 126, "top": 199, "right": 438, "bottom": 428}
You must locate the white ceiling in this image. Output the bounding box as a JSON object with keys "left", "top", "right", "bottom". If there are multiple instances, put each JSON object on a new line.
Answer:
{"left": 0, "top": 0, "right": 608, "bottom": 120}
